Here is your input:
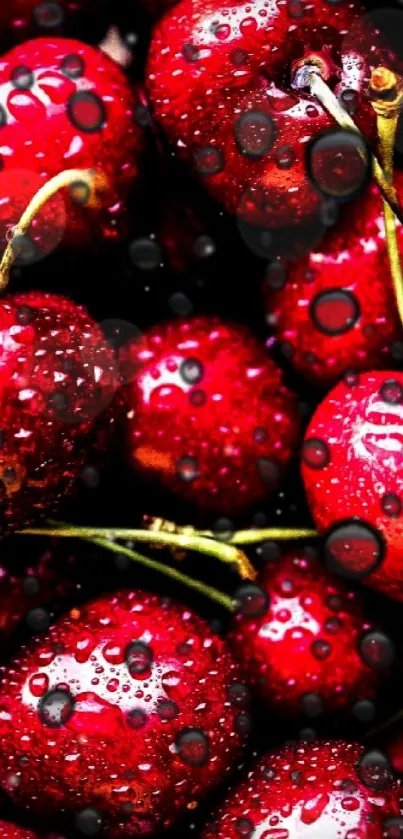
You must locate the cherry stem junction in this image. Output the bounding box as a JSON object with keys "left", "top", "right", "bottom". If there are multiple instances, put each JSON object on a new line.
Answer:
{"left": 0, "top": 169, "right": 96, "bottom": 293}
{"left": 18, "top": 520, "right": 257, "bottom": 581}
{"left": 370, "top": 67, "right": 403, "bottom": 326}
{"left": 294, "top": 65, "right": 403, "bottom": 225}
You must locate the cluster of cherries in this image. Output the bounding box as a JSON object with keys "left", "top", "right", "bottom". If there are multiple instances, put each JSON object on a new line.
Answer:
{"left": 0, "top": 1, "right": 403, "bottom": 839}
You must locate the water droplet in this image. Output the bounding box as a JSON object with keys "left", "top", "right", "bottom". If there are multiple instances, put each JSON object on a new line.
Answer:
{"left": 357, "top": 749, "right": 393, "bottom": 791}
{"left": 257, "top": 458, "right": 280, "bottom": 487}
{"left": 38, "top": 689, "right": 75, "bottom": 728}
{"left": 33, "top": 1, "right": 64, "bottom": 27}
{"left": 125, "top": 640, "right": 153, "bottom": 675}
{"left": 379, "top": 378, "right": 403, "bottom": 405}
{"left": 311, "top": 639, "right": 331, "bottom": 660}
{"left": 180, "top": 358, "right": 204, "bottom": 385}
{"left": 234, "top": 584, "right": 270, "bottom": 617}
{"left": 227, "top": 683, "right": 250, "bottom": 707}
{"left": 324, "top": 520, "right": 384, "bottom": 579}
{"left": 381, "top": 493, "right": 402, "bottom": 518}
{"left": 302, "top": 438, "right": 330, "bottom": 469}
{"left": 235, "top": 818, "right": 254, "bottom": 838}
{"left": 75, "top": 808, "right": 103, "bottom": 837}
{"left": 301, "top": 692, "right": 323, "bottom": 718}
{"left": 127, "top": 708, "right": 147, "bottom": 729}
{"left": 11, "top": 66, "right": 33, "bottom": 90}
{"left": 310, "top": 289, "right": 360, "bottom": 335}
{"left": 275, "top": 145, "right": 296, "bottom": 169}
{"left": 129, "top": 237, "right": 161, "bottom": 270}
{"left": 384, "top": 817, "right": 403, "bottom": 838}
{"left": 234, "top": 111, "right": 275, "bottom": 159}
{"left": 359, "top": 631, "right": 395, "bottom": 669}
{"left": 67, "top": 91, "right": 106, "bottom": 133}
{"left": 157, "top": 700, "right": 179, "bottom": 721}
{"left": 352, "top": 699, "right": 376, "bottom": 722}
{"left": 176, "top": 728, "right": 210, "bottom": 766}
{"left": 307, "top": 129, "right": 370, "bottom": 200}
{"left": 176, "top": 456, "right": 199, "bottom": 483}
{"left": 61, "top": 55, "right": 85, "bottom": 79}
{"left": 194, "top": 146, "right": 225, "bottom": 176}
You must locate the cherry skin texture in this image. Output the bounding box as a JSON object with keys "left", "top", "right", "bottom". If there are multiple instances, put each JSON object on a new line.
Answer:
{"left": 265, "top": 176, "right": 403, "bottom": 387}
{"left": 146, "top": 0, "right": 380, "bottom": 228}
{"left": 0, "top": 38, "right": 142, "bottom": 256}
{"left": 230, "top": 550, "right": 386, "bottom": 717}
{"left": 0, "top": 290, "right": 118, "bottom": 536}
{"left": 301, "top": 371, "right": 403, "bottom": 601}
{"left": 201, "top": 740, "right": 402, "bottom": 839}
{"left": 0, "top": 1, "right": 111, "bottom": 48}
{"left": 0, "top": 589, "right": 249, "bottom": 838}
{"left": 121, "top": 316, "right": 300, "bottom": 513}
{"left": 0, "top": 822, "right": 39, "bottom": 839}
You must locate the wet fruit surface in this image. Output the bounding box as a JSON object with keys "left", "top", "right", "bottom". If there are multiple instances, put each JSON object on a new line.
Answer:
{"left": 121, "top": 316, "right": 300, "bottom": 513}
{"left": 230, "top": 550, "right": 390, "bottom": 717}
{"left": 0, "top": 590, "right": 248, "bottom": 837}
{"left": 301, "top": 371, "right": 403, "bottom": 601}
{"left": 0, "top": 291, "right": 117, "bottom": 536}
{"left": 0, "top": 37, "right": 142, "bottom": 257}
{"left": 202, "top": 740, "right": 402, "bottom": 839}
{"left": 265, "top": 176, "right": 403, "bottom": 387}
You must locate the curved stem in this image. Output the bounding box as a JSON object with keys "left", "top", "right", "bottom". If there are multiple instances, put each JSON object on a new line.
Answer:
{"left": 0, "top": 169, "right": 95, "bottom": 293}
{"left": 307, "top": 70, "right": 403, "bottom": 225}
{"left": 18, "top": 522, "right": 257, "bottom": 580}
{"left": 143, "top": 517, "right": 318, "bottom": 545}
{"left": 369, "top": 68, "right": 403, "bottom": 326}
{"left": 84, "top": 535, "right": 235, "bottom": 612}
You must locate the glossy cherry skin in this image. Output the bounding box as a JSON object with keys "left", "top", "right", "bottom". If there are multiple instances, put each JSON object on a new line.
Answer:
{"left": 264, "top": 177, "right": 403, "bottom": 387}
{"left": 0, "top": 291, "right": 117, "bottom": 536}
{"left": 0, "top": 589, "right": 249, "bottom": 838}
{"left": 121, "top": 317, "right": 300, "bottom": 513}
{"left": 201, "top": 740, "right": 402, "bottom": 839}
{"left": 0, "top": 38, "right": 142, "bottom": 257}
{"left": 146, "top": 0, "right": 381, "bottom": 229}
{"left": 0, "top": 822, "right": 40, "bottom": 839}
{"left": 0, "top": 1, "right": 111, "bottom": 48}
{"left": 230, "top": 550, "right": 387, "bottom": 718}
{"left": 301, "top": 371, "right": 403, "bottom": 602}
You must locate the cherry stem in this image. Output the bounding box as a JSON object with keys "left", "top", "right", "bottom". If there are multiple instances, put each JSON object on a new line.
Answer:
{"left": 0, "top": 169, "right": 96, "bottom": 293}
{"left": 370, "top": 68, "right": 403, "bottom": 326}
{"left": 76, "top": 533, "right": 235, "bottom": 611}
{"left": 144, "top": 516, "right": 318, "bottom": 545}
{"left": 18, "top": 520, "right": 257, "bottom": 580}
{"left": 306, "top": 69, "right": 403, "bottom": 225}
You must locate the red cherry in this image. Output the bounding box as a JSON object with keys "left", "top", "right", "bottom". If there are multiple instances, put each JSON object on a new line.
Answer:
{"left": 121, "top": 317, "right": 300, "bottom": 513}
{"left": 301, "top": 371, "right": 403, "bottom": 601}
{"left": 201, "top": 740, "right": 402, "bottom": 839}
{"left": 0, "top": 822, "right": 39, "bottom": 839}
{"left": 0, "top": 1, "right": 110, "bottom": 47}
{"left": 0, "top": 589, "right": 249, "bottom": 836}
{"left": 0, "top": 290, "right": 117, "bottom": 536}
{"left": 0, "top": 38, "right": 142, "bottom": 257}
{"left": 230, "top": 549, "right": 391, "bottom": 718}
{"left": 264, "top": 177, "right": 403, "bottom": 386}
{"left": 146, "top": 0, "right": 378, "bottom": 229}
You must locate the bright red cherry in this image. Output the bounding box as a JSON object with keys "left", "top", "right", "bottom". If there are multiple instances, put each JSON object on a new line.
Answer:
{"left": 230, "top": 549, "right": 392, "bottom": 718}
{"left": 0, "top": 822, "right": 39, "bottom": 839}
{"left": 0, "top": 589, "right": 249, "bottom": 837}
{"left": 0, "top": 38, "right": 142, "bottom": 258}
{"left": 146, "top": 0, "right": 381, "bottom": 229}
{"left": 264, "top": 177, "right": 403, "bottom": 387}
{"left": 121, "top": 317, "right": 300, "bottom": 513}
{"left": 201, "top": 740, "right": 402, "bottom": 839}
{"left": 0, "top": 1, "right": 111, "bottom": 48}
{"left": 0, "top": 290, "right": 118, "bottom": 536}
{"left": 301, "top": 371, "right": 403, "bottom": 602}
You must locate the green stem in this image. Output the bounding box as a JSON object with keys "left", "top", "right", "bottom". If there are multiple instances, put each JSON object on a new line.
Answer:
{"left": 18, "top": 522, "right": 256, "bottom": 580}
{"left": 201, "top": 527, "right": 319, "bottom": 545}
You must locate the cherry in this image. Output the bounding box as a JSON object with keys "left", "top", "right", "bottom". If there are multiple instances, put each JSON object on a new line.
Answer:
{"left": 0, "top": 290, "right": 117, "bottom": 536}
{"left": 201, "top": 740, "right": 402, "bottom": 839}
{"left": 0, "top": 589, "right": 249, "bottom": 836}
{"left": 230, "top": 549, "right": 391, "bottom": 718}
{"left": 0, "top": 38, "right": 142, "bottom": 259}
{"left": 121, "top": 316, "right": 300, "bottom": 513}
{"left": 264, "top": 176, "right": 403, "bottom": 387}
{"left": 146, "top": 0, "right": 381, "bottom": 229}
{"left": 0, "top": 1, "right": 111, "bottom": 48}
{"left": 301, "top": 371, "right": 403, "bottom": 602}
{"left": 0, "top": 822, "right": 40, "bottom": 839}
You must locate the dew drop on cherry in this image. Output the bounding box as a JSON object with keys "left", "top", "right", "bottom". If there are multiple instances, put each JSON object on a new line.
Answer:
{"left": 234, "top": 584, "right": 270, "bottom": 617}
{"left": 176, "top": 727, "right": 210, "bottom": 767}
{"left": 384, "top": 817, "right": 403, "bottom": 838}
{"left": 11, "top": 66, "right": 33, "bottom": 90}
{"left": 38, "top": 688, "right": 75, "bottom": 728}
{"left": 352, "top": 699, "right": 376, "bottom": 723}
{"left": 67, "top": 91, "right": 106, "bottom": 133}
{"left": 234, "top": 111, "right": 275, "bottom": 159}
{"left": 301, "top": 692, "right": 323, "bottom": 718}
{"left": 125, "top": 640, "right": 153, "bottom": 675}
{"left": 34, "top": 1, "right": 64, "bottom": 28}
{"left": 75, "top": 807, "right": 103, "bottom": 836}
{"left": 176, "top": 456, "right": 199, "bottom": 483}
{"left": 310, "top": 289, "right": 360, "bottom": 335}
{"left": 180, "top": 358, "right": 204, "bottom": 385}
{"left": 311, "top": 639, "right": 331, "bottom": 660}
{"left": 379, "top": 378, "right": 403, "bottom": 405}
{"left": 157, "top": 700, "right": 179, "bottom": 721}
{"left": 359, "top": 630, "right": 395, "bottom": 670}
{"left": 235, "top": 818, "right": 254, "bottom": 838}
{"left": 357, "top": 749, "right": 394, "bottom": 791}
{"left": 194, "top": 146, "right": 225, "bottom": 176}
{"left": 324, "top": 520, "right": 384, "bottom": 579}
{"left": 381, "top": 493, "right": 402, "bottom": 518}
{"left": 61, "top": 55, "right": 85, "bottom": 79}
{"left": 302, "top": 438, "right": 330, "bottom": 469}
{"left": 307, "top": 129, "right": 370, "bottom": 200}
{"left": 127, "top": 708, "right": 147, "bottom": 729}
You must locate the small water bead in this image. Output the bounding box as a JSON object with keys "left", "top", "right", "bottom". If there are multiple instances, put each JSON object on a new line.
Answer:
{"left": 26, "top": 607, "right": 50, "bottom": 632}
{"left": 357, "top": 749, "right": 394, "bottom": 791}
{"left": 275, "top": 145, "right": 296, "bottom": 169}
{"left": 176, "top": 456, "right": 200, "bottom": 483}
{"left": 302, "top": 438, "right": 330, "bottom": 469}
{"left": 235, "top": 819, "right": 254, "bottom": 838}
{"left": 340, "top": 89, "right": 359, "bottom": 115}
{"left": 301, "top": 692, "right": 323, "bottom": 718}
{"left": 34, "top": 2, "right": 64, "bottom": 28}
{"left": 384, "top": 817, "right": 403, "bottom": 838}
{"left": 310, "top": 289, "right": 360, "bottom": 336}
{"left": 352, "top": 699, "right": 376, "bottom": 723}
{"left": 379, "top": 378, "right": 403, "bottom": 405}
{"left": 157, "top": 700, "right": 179, "bottom": 721}
{"left": 234, "top": 712, "right": 252, "bottom": 734}
{"left": 324, "top": 520, "right": 385, "bottom": 579}
{"left": 129, "top": 237, "right": 161, "bottom": 270}
{"left": 125, "top": 640, "right": 153, "bottom": 676}
{"left": 67, "top": 91, "right": 106, "bottom": 134}
{"left": 75, "top": 808, "right": 103, "bottom": 836}
{"left": 381, "top": 493, "right": 402, "bottom": 518}
{"left": 307, "top": 129, "right": 370, "bottom": 200}
{"left": 61, "top": 54, "right": 85, "bottom": 79}
{"left": 235, "top": 584, "right": 270, "bottom": 617}
{"left": 11, "top": 66, "right": 33, "bottom": 90}
{"left": 194, "top": 146, "right": 225, "bottom": 176}
{"left": 127, "top": 708, "right": 147, "bottom": 729}
{"left": 211, "top": 22, "right": 231, "bottom": 39}
{"left": 29, "top": 672, "right": 49, "bottom": 697}
{"left": 234, "top": 110, "right": 275, "bottom": 159}
{"left": 38, "top": 688, "right": 75, "bottom": 728}
{"left": 359, "top": 631, "right": 395, "bottom": 670}
{"left": 180, "top": 358, "right": 204, "bottom": 385}
{"left": 23, "top": 575, "right": 40, "bottom": 596}
{"left": 176, "top": 727, "right": 210, "bottom": 767}
{"left": 311, "top": 639, "right": 331, "bottom": 660}
{"left": 257, "top": 458, "right": 280, "bottom": 487}
{"left": 227, "top": 682, "right": 250, "bottom": 707}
